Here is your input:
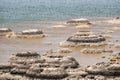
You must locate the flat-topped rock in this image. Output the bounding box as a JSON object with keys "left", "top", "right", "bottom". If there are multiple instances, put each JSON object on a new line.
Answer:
{"left": 16, "top": 51, "right": 40, "bottom": 57}
{"left": 26, "top": 67, "right": 68, "bottom": 79}
{"left": 57, "top": 48, "right": 72, "bottom": 54}
{"left": 0, "top": 28, "right": 13, "bottom": 36}
{"left": 0, "top": 28, "right": 12, "bottom": 33}
{"left": 86, "top": 62, "right": 120, "bottom": 76}
{"left": 21, "top": 29, "right": 43, "bottom": 35}
{"left": 10, "top": 67, "right": 27, "bottom": 75}
{"left": 66, "top": 18, "right": 91, "bottom": 25}
{"left": 67, "top": 34, "right": 105, "bottom": 43}
{"left": 60, "top": 31, "right": 107, "bottom": 47}
{"left": 0, "top": 63, "right": 13, "bottom": 73}
{"left": 12, "top": 29, "right": 47, "bottom": 39}
{"left": 9, "top": 52, "right": 44, "bottom": 66}
{"left": 0, "top": 63, "right": 12, "bottom": 69}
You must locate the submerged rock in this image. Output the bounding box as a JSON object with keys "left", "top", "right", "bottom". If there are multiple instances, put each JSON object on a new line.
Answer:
{"left": 100, "top": 18, "right": 120, "bottom": 24}
{"left": 52, "top": 25, "right": 66, "bottom": 28}
{"left": 57, "top": 48, "right": 72, "bottom": 54}
{"left": 26, "top": 67, "right": 68, "bottom": 79}
{"left": 75, "top": 24, "right": 91, "bottom": 29}
{"left": 80, "top": 48, "right": 103, "bottom": 54}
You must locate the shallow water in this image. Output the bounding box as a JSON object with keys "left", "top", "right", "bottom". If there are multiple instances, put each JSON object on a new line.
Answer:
{"left": 0, "top": 0, "right": 120, "bottom": 23}
{"left": 0, "top": 20, "right": 120, "bottom": 67}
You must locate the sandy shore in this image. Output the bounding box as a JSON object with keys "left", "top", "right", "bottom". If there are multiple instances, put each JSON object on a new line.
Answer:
{"left": 0, "top": 18, "right": 120, "bottom": 67}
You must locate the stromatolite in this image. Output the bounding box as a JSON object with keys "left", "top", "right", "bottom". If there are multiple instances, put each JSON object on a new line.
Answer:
{"left": 8, "top": 51, "right": 81, "bottom": 79}
{"left": 0, "top": 28, "right": 13, "bottom": 36}
{"left": 66, "top": 18, "right": 91, "bottom": 25}
{"left": 26, "top": 67, "right": 68, "bottom": 79}
{"left": 86, "top": 62, "right": 120, "bottom": 76}
{"left": 60, "top": 31, "right": 107, "bottom": 47}
{"left": 1, "top": 51, "right": 120, "bottom": 79}
{"left": 0, "top": 73, "right": 27, "bottom": 80}
{"left": 13, "top": 29, "right": 46, "bottom": 39}
{"left": 0, "top": 63, "right": 13, "bottom": 73}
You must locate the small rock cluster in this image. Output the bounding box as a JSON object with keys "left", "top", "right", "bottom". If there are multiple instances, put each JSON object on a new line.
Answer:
{"left": 110, "top": 53, "right": 120, "bottom": 62}
{"left": 57, "top": 48, "right": 72, "bottom": 54}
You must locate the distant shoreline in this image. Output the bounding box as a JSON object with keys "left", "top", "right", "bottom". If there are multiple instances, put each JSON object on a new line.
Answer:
{"left": 0, "top": 17, "right": 118, "bottom": 25}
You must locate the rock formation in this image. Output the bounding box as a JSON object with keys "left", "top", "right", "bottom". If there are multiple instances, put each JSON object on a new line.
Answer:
{"left": 13, "top": 29, "right": 46, "bottom": 39}
{"left": 66, "top": 18, "right": 91, "bottom": 26}
{"left": 0, "top": 51, "right": 120, "bottom": 80}
{"left": 0, "top": 51, "right": 80, "bottom": 79}
{"left": 60, "top": 31, "right": 107, "bottom": 48}
{"left": 0, "top": 28, "right": 13, "bottom": 36}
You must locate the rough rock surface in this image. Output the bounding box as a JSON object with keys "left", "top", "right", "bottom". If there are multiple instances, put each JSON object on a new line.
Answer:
{"left": 0, "top": 28, "right": 13, "bottom": 36}
{"left": 60, "top": 31, "right": 107, "bottom": 48}
{"left": 0, "top": 51, "right": 120, "bottom": 80}
{"left": 12, "top": 29, "right": 46, "bottom": 39}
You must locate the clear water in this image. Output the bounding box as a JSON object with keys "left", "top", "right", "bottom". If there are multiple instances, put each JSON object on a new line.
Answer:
{"left": 0, "top": 0, "right": 120, "bottom": 23}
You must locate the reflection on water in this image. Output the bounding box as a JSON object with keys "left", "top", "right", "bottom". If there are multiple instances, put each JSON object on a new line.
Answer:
{"left": 0, "top": 20, "right": 120, "bottom": 67}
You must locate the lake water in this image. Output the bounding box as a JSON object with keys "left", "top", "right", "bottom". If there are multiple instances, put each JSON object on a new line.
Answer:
{"left": 0, "top": 0, "right": 120, "bottom": 66}
{"left": 0, "top": 0, "right": 120, "bottom": 23}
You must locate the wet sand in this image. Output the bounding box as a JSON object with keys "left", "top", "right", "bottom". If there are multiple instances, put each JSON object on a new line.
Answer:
{"left": 0, "top": 18, "right": 120, "bottom": 67}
